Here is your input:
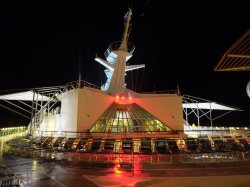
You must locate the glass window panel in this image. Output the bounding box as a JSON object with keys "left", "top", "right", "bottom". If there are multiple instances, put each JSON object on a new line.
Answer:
{"left": 90, "top": 102, "right": 172, "bottom": 133}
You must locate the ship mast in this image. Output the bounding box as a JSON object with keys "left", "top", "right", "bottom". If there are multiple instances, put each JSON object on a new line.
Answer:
{"left": 95, "top": 8, "right": 145, "bottom": 96}
{"left": 119, "top": 8, "right": 132, "bottom": 51}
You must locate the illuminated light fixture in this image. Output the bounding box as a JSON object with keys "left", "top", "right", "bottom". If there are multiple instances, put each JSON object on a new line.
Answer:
{"left": 121, "top": 96, "right": 125, "bottom": 99}
{"left": 116, "top": 95, "right": 119, "bottom": 99}
{"left": 128, "top": 96, "right": 132, "bottom": 100}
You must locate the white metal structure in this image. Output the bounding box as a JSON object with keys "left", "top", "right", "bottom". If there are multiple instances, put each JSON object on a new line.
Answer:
{"left": 0, "top": 9, "right": 244, "bottom": 138}
{"left": 95, "top": 9, "right": 145, "bottom": 95}
{"left": 183, "top": 95, "right": 241, "bottom": 129}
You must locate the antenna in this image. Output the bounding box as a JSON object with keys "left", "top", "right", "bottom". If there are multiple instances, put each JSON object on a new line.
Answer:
{"left": 177, "top": 83, "right": 181, "bottom": 96}
{"left": 119, "top": 8, "right": 132, "bottom": 51}
{"left": 78, "top": 40, "right": 82, "bottom": 88}
{"left": 78, "top": 65, "right": 81, "bottom": 88}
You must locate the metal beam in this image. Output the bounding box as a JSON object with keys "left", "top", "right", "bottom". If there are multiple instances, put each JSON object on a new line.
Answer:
{"left": 0, "top": 104, "right": 30, "bottom": 119}
{"left": 3, "top": 100, "right": 31, "bottom": 114}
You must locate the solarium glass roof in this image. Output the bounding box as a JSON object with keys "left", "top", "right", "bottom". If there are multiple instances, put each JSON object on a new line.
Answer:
{"left": 90, "top": 102, "right": 171, "bottom": 133}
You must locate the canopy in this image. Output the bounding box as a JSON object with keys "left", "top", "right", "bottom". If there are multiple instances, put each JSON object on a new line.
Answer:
{"left": 182, "top": 102, "right": 239, "bottom": 111}
{"left": 0, "top": 91, "right": 50, "bottom": 101}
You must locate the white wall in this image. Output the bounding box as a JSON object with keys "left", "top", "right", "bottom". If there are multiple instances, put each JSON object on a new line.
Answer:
{"left": 77, "top": 87, "right": 114, "bottom": 131}
{"left": 41, "top": 88, "right": 114, "bottom": 136}
{"left": 60, "top": 89, "right": 79, "bottom": 132}
{"left": 134, "top": 94, "right": 183, "bottom": 130}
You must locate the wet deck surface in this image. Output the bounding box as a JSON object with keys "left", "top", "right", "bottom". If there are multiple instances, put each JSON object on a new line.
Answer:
{"left": 1, "top": 134, "right": 250, "bottom": 186}
{"left": 1, "top": 155, "right": 250, "bottom": 187}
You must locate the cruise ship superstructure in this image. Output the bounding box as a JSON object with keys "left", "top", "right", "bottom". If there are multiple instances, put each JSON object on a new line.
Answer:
{"left": 0, "top": 9, "right": 249, "bottom": 155}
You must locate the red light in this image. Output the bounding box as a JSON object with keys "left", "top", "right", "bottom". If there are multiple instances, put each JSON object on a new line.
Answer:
{"left": 116, "top": 95, "right": 119, "bottom": 99}
{"left": 128, "top": 96, "right": 132, "bottom": 100}
{"left": 121, "top": 96, "right": 125, "bottom": 99}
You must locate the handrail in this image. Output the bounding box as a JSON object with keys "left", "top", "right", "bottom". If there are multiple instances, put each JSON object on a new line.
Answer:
{"left": 63, "top": 80, "right": 100, "bottom": 92}
{"left": 140, "top": 90, "right": 179, "bottom": 94}
{"left": 104, "top": 41, "right": 135, "bottom": 59}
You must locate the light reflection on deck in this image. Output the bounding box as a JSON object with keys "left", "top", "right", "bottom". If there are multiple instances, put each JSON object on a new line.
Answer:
{"left": 1, "top": 134, "right": 250, "bottom": 186}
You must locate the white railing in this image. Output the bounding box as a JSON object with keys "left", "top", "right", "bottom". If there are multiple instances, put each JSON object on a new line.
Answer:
{"left": 104, "top": 41, "right": 135, "bottom": 58}
{"left": 63, "top": 80, "right": 100, "bottom": 92}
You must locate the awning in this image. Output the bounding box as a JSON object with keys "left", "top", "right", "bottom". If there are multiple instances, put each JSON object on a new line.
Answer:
{"left": 182, "top": 102, "right": 238, "bottom": 111}
{"left": 0, "top": 91, "right": 50, "bottom": 101}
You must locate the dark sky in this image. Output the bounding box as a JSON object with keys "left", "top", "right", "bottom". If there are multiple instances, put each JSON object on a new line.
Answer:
{"left": 0, "top": 0, "right": 249, "bottom": 126}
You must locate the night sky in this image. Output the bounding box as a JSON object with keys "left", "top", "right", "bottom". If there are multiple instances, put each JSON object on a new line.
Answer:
{"left": 0, "top": 0, "right": 249, "bottom": 126}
